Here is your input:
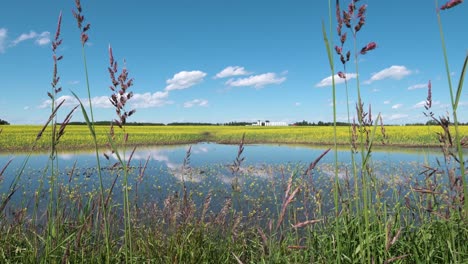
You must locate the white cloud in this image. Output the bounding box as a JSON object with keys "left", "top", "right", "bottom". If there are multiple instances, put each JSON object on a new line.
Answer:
{"left": 0, "top": 28, "right": 7, "bottom": 53}
{"left": 226, "top": 73, "right": 286, "bottom": 88}
{"left": 215, "top": 66, "right": 251, "bottom": 79}
{"left": 35, "top": 32, "right": 51, "bottom": 45}
{"left": 295, "top": 102, "right": 301, "bottom": 106}
{"left": 131, "top": 91, "right": 172, "bottom": 108}
{"left": 39, "top": 92, "right": 172, "bottom": 110}
{"left": 183, "top": 99, "right": 208, "bottom": 108}
{"left": 408, "top": 83, "right": 427, "bottom": 90}
{"left": 392, "top": 104, "right": 403, "bottom": 109}
{"left": 388, "top": 114, "right": 409, "bottom": 121}
{"left": 12, "top": 31, "right": 36, "bottom": 45}
{"left": 12, "top": 31, "right": 51, "bottom": 46}
{"left": 39, "top": 95, "right": 76, "bottom": 109}
{"left": 165, "top": 71, "right": 207, "bottom": 91}
{"left": 91, "top": 96, "right": 114, "bottom": 108}
{"left": 413, "top": 100, "right": 440, "bottom": 109}
{"left": 384, "top": 100, "right": 391, "bottom": 104}
{"left": 39, "top": 95, "right": 112, "bottom": 109}
{"left": 315, "top": 73, "right": 357, "bottom": 88}
{"left": 365, "top": 66, "right": 411, "bottom": 84}
{"left": 413, "top": 101, "right": 426, "bottom": 109}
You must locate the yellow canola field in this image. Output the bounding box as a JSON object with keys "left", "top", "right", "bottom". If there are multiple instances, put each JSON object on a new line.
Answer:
{"left": 0, "top": 125, "right": 466, "bottom": 152}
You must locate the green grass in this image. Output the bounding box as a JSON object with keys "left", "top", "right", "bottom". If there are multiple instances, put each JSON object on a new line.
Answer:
{"left": 1, "top": 125, "right": 467, "bottom": 152}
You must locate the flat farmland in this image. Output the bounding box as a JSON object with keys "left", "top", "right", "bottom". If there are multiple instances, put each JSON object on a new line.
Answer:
{"left": 1, "top": 125, "right": 466, "bottom": 152}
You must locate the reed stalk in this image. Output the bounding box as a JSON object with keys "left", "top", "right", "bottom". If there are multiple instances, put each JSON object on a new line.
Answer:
{"left": 71, "top": 1, "right": 111, "bottom": 262}
{"left": 435, "top": 0, "right": 467, "bottom": 218}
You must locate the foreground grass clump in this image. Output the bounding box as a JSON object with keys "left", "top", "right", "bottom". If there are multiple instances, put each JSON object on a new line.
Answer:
{"left": 1, "top": 125, "right": 467, "bottom": 152}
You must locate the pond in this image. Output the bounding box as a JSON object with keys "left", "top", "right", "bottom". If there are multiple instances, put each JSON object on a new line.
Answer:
{"left": 0, "top": 143, "right": 463, "bottom": 216}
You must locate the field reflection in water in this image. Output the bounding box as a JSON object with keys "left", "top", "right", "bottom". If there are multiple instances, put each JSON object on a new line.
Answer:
{"left": 0, "top": 143, "right": 459, "bottom": 215}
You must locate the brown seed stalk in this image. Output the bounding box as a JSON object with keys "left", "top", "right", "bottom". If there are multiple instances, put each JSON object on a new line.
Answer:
{"left": 360, "top": 42, "right": 377, "bottom": 55}
{"left": 108, "top": 45, "right": 135, "bottom": 128}
{"left": 72, "top": 0, "right": 90, "bottom": 45}
{"left": 440, "top": 0, "right": 463, "bottom": 10}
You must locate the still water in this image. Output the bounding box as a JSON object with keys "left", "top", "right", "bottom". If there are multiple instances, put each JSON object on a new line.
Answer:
{"left": 0, "top": 143, "right": 462, "bottom": 212}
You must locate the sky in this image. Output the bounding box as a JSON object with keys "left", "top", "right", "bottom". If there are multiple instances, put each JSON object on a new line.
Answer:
{"left": 0, "top": 0, "right": 467, "bottom": 125}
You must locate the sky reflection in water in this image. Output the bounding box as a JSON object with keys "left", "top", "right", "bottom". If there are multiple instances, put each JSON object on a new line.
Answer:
{"left": 0, "top": 143, "right": 464, "bottom": 213}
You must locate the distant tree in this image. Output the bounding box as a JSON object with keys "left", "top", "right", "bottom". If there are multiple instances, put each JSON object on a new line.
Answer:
{"left": 167, "top": 122, "right": 215, "bottom": 126}
{"left": 426, "top": 120, "right": 438, "bottom": 126}
{"left": 293, "top": 120, "right": 311, "bottom": 126}
{"left": 224, "top": 122, "right": 252, "bottom": 126}
{"left": 0, "top": 118, "right": 10, "bottom": 125}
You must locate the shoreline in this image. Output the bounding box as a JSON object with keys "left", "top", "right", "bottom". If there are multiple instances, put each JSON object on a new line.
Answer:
{"left": 0, "top": 139, "right": 449, "bottom": 155}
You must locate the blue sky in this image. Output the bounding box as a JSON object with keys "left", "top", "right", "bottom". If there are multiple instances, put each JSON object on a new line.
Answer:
{"left": 0, "top": 0, "right": 467, "bottom": 125}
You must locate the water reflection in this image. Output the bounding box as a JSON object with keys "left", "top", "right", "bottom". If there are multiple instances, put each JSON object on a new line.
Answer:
{"left": 0, "top": 143, "right": 465, "bottom": 212}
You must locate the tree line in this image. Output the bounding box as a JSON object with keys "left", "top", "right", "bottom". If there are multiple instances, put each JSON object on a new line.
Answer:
{"left": 0, "top": 118, "right": 10, "bottom": 125}
{"left": 3, "top": 118, "right": 468, "bottom": 126}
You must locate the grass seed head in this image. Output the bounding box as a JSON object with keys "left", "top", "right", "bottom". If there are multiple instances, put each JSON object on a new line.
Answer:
{"left": 72, "top": 0, "right": 89, "bottom": 45}
{"left": 360, "top": 42, "right": 377, "bottom": 55}
{"left": 335, "top": 45, "right": 342, "bottom": 55}
{"left": 440, "top": 0, "right": 463, "bottom": 10}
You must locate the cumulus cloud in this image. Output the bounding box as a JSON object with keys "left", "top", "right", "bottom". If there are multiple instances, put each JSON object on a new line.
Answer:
{"left": 315, "top": 73, "right": 357, "bottom": 88}
{"left": 392, "top": 103, "right": 403, "bottom": 109}
{"left": 39, "top": 95, "right": 113, "bottom": 109}
{"left": 130, "top": 91, "right": 172, "bottom": 108}
{"left": 365, "top": 66, "right": 411, "bottom": 84}
{"left": 90, "top": 96, "right": 114, "bottom": 108}
{"left": 39, "top": 92, "right": 172, "bottom": 110}
{"left": 226, "top": 73, "right": 286, "bottom": 88}
{"left": 407, "top": 83, "right": 427, "bottom": 90}
{"left": 0, "top": 28, "right": 7, "bottom": 53}
{"left": 215, "top": 66, "right": 251, "bottom": 79}
{"left": 11, "top": 31, "right": 50, "bottom": 46}
{"left": 165, "top": 71, "right": 207, "bottom": 91}
{"left": 39, "top": 95, "right": 78, "bottom": 109}
{"left": 183, "top": 99, "right": 208, "bottom": 108}
{"left": 35, "top": 32, "right": 51, "bottom": 45}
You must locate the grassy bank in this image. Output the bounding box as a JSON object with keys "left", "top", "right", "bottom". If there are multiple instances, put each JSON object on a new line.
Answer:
{"left": 1, "top": 125, "right": 466, "bottom": 152}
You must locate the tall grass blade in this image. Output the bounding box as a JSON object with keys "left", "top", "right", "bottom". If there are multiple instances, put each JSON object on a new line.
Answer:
{"left": 70, "top": 91, "right": 95, "bottom": 138}
{"left": 454, "top": 53, "right": 467, "bottom": 110}
{"left": 0, "top": 158, "right": 13, "bottom": 180}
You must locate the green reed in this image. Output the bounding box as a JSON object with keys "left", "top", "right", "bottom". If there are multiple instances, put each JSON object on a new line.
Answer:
{"left": 435, "top": 0, "right": 467, "bottom": 218}
{"left": 71, "top": 1, "right": 111, "bottom": 262}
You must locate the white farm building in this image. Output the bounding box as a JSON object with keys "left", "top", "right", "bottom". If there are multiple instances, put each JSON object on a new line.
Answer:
{"left": 252, "top": 120, "right": 288, "bottom": 127}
